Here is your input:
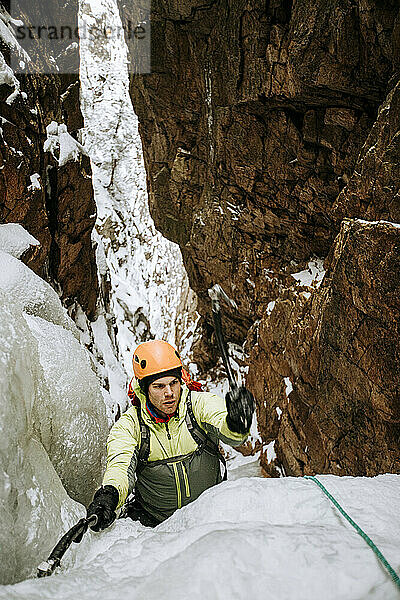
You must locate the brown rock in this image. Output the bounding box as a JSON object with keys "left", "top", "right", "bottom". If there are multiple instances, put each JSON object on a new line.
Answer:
{"left": 0, "top": 63, "right": 98, "bottom": 317}
{"left": 332, "top": 78, "right": 400, "bottom": 224}
{"left": 122, "top": 0, "right": 398, "bottom": 340}
{"left": 250, "top": 220, "right": 400, "bottom": 476}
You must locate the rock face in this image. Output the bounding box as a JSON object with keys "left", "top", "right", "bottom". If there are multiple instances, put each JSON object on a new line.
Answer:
{"left": 121, "top": 0, "right": 400, "bottom": 475}
{"left": 0, "top": 8, "right": 98, "bottom": 318}
{"left": 248, "top": 219, "right": 400, "bottom": 476}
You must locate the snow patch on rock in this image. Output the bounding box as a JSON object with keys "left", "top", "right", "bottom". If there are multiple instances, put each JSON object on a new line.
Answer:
{"left": 292, "top": 258, "right": 325, "bottom": 288}
{"left": 44, "top": 122, "right": 89, "bottom": 167}
{"left": 0, "top": 223, "right": 39, "bottom": 258}
{"left": 284, "top": 376, "right": 293, "bottom": 400}
{"left": 28, "top": 173, "right": 41, "bottom": 191}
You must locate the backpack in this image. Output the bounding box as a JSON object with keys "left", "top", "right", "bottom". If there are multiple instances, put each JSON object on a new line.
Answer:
{"left": 134, "top": 391, "right": 227, "bottom": 481}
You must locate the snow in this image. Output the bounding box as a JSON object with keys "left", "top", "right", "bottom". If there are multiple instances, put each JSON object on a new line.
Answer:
{"left": 266, "top": 440, "right": 277, "bottom": 462}
{"left": 0, "top": 7, "right": 30, "bottom": 62}
{"left": 227, "top": 451, "right": 262, "bottom": 480}
{"left": 0, "top": 51, "right": 20, "bottom": 104}
{"left": 284, "top": 376, "right": 293, "bottom": 399}
{"left": 28, "top": 173, "right": 41, "bottom": 191}
{"left": 292, "top": 259, "right": 325, "bottom": 288}
{"left": 266, "top": 300, "right": 276, "bottom": 315}
{"left": 44, "top": 122, "right": 88, "bottom": 166}
{"left": 90, "top": 313, "right": 128, "bottom": 418}
{"left": 1, "top": 475, "right": 399, "bottom": 599}
{"left": 0, "top": 223, "right": 39, "bottom": 258}
{"left": 354, "top": 218, "right": 400, "bottom": 229}
{"left": 205, "top": 64, "right": 214, "bottom": 162}
{"left": 0, "top": 6, "right": 30, "bottom": 103}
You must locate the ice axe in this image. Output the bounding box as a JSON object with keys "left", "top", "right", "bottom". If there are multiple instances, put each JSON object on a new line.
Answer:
{"left": 36, "top": 514, "right": 98, "bottom": 577}
{"left": 208, "top": 284, "right": 255, "bottom": 434}
{"left": 208, "top": 284, "right": 238, "bottom": 392}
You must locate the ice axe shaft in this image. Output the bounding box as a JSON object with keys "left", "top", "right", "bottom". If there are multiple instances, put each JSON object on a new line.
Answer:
{"left": 36, "top": 514, "right": 98, "bottom": 578}
{"left": 208, "top": 284, "right": 238, "bottom": 392}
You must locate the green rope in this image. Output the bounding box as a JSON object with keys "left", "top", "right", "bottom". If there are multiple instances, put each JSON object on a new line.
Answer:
{"left": 304, "top": 475, "right": 400, "bottom": 592}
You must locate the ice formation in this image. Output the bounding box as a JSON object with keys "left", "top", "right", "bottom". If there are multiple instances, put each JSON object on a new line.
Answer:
{"left": 26, "top": 313, "right": 108, "bottom": 505}
{"left": 0, "top": 250, "right": 76, "bottom": 334}
{"left": 0, "top": 228, "right": 108, "bottom": 584}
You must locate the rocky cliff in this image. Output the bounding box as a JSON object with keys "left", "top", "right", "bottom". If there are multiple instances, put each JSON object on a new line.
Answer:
{"left": 0, "top": 2, "right": 98, "bottom": 318}
{"left": 121, "top": 0, "right": 400, "bottom": 475}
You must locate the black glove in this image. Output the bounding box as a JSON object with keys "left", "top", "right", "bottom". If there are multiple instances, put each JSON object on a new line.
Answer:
{"left": 225, "top": 386, "right": 255, "bottom": 434}
{"left": 86, "top": 485, "right": 119, "bottom": 532}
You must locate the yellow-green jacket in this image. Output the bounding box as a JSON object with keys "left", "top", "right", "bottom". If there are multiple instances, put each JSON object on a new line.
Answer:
{"left": 103, "top": 381, "right": 248, "bottom": 522}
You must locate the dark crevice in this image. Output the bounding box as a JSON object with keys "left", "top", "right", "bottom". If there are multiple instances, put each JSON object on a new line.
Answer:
{"left": 267, "top": 0, "right": 293, "bottom": 26}
{"left": 45, "top": 165, "right": 60, "bottom": 282}
{"left": 236, "top": 11, "right": 245, "bottom": 92}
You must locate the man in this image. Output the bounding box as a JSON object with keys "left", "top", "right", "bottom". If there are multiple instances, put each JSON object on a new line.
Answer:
{"left": 87, "top": 340, "right": 255, "bottom": 529}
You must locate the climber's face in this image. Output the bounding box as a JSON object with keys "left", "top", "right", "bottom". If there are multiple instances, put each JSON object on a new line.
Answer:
{"left": 148, "top": 375, "right": 181, "bottom": 416}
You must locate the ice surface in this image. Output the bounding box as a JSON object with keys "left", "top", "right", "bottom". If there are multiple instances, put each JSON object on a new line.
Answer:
{"left": 0, "top": 295, "right": 84, "bottom": 584}
{"left": 1, "top": 474, "right": 399, "bottom": 599}
{"left": 0, "top": 251, "right": 109, "bottom": 584}
{"left": 26, "top": 314, "right": 108, "bottom": 505}
{"left": 0, "top": 250, "right": 76, "bottom": 334}
{"left": 0, "top": 223, "right": 40, "bottom": 258}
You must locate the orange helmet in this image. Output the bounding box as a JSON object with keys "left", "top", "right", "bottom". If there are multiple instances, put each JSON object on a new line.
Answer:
{"left": 133, "top": 340, "right": 182, "bottom": 380}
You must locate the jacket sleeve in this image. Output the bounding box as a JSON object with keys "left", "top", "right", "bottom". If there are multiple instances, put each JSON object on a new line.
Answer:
{"left": 191, "top": 391, "right": 249, "bottom": 447}
{"left": 102, "top": 409, "right": 140, "bottom": 509}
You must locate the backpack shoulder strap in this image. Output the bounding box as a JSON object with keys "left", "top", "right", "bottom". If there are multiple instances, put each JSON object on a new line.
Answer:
{"left": 135, "top": 405, "right": 150, "bottom": 469}
{"left": 186, "top": 392, "right": 227, "bottom": 481}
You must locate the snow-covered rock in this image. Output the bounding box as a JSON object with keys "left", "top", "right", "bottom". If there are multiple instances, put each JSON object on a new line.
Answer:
{"left": 0, "top": 223, "right": 40, "bottom": 259}
{"left": 79, "top": 0, "right": 195, "bottom": 381}
{"left": 44, "top": 122, "right": 88, "bottom": 167}
{"left": 0, "top": 6, "right": 30, "bottom": 103}
{"left": 1, "top": 474, "right": 399, "bottom": 598}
